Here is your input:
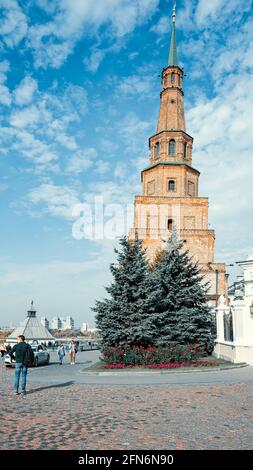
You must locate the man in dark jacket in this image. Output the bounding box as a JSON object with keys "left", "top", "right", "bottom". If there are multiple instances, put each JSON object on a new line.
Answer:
{"left": 10, "top": 335, "right": 29, "bottom": 396}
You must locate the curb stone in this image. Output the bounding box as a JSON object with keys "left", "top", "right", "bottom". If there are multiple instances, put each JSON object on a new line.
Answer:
{"left": 81, "top": 363, "right": 248, "bottom": 376}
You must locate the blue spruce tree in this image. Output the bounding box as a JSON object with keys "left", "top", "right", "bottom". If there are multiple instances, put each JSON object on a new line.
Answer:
{"left": 94, "top": 236, "right": 154, "bottom": 348}
{"left": 148, "top": 234, "right": 216, "bottom": 352}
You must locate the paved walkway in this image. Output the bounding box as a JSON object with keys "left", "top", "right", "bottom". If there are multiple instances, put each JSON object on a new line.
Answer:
{"left": 1, "top": 352, "right": 253, "bottom": 450}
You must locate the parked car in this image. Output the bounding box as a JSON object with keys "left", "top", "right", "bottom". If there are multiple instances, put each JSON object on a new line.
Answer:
{"left": 5, "top": 344, "right": 50, "bottom": 368}
{"left": 79, "top": 342, "right": 99, "bottom": 351}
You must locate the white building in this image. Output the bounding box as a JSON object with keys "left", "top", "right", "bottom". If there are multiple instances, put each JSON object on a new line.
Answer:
{"left": 81, "top": 322, "right": 89, "bottom": 333}
{"left": 41, "top": 317, "right": 50, "bottom": 329}
{"left": 51, "top": 317, "right": 62, "bottom": 330}
{"left": 50, "top": 316, "right": 74, "bottom": 331}
{"left": 214, "top": 253, "right": 253, "bottom": 365}
{"left": 61, "top": 316, "right": 74, "bottom": 330}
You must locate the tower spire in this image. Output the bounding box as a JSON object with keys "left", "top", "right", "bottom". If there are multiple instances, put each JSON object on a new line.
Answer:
{"left": 27, "top": 300, "right": 36, "bottom": 318}
{"left": 168, "top": 3, "right": 179, "bottom": 67}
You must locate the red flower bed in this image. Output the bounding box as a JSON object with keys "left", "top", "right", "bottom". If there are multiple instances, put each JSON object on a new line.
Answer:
{"left": 99, "top": 360, "right": 219, "bottom": 370}
{"left": 100, "top": 364, "right": 133, "bottom": 369}
{"left": 101, "top": 342, "right": 210, "bottom": 367}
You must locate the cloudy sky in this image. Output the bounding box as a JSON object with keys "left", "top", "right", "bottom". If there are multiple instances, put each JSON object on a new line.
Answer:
{"left": 0, "top": 0, "right": 252, "bottom": 327}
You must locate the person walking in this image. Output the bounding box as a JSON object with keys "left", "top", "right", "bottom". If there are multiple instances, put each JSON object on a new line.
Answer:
{"left": 69, "top": 341, "right": 77, "bottom": 365}
{"left": 0, "top": 344, "right": 6, "bottom": 358}
{"left": 9, "top": 335, "right": 34, "bottom": 396}
{"left": 57, "top": 343, "right": 65, "bottom": 365}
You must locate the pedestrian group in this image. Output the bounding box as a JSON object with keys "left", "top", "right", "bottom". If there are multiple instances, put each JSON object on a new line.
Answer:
{"left": 1, "top": 337, "right": 79, "bottom": 396}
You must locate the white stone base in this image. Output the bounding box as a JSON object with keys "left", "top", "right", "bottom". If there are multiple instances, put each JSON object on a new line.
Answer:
{"left": 214, "top": 342, "right": 253, "bottom": 365}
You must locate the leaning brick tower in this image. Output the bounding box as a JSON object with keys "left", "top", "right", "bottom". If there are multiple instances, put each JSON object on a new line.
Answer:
{"left": 129, "top": 5, "right": 227, "bottom": 304}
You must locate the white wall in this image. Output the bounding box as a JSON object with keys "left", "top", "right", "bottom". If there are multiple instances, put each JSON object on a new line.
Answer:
{"left": 214, "top": 255, "right": 253, "bottom": 365}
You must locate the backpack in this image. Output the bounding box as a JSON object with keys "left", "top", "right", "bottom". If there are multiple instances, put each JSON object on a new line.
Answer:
{"left": 23, "top": 344, "right": 35, "bottom": 367}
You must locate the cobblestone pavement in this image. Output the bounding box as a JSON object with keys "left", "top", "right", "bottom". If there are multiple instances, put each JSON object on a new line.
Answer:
{"left": 0, "top": 358, "right": 253, "bottom": 450}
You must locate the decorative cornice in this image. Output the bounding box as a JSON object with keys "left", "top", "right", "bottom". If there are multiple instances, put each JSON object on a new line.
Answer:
{"left": 141, "top": 161, "right": 200, "bottom": 175}
{"left": 149, "top": 129, "right": 194, "bottom": 145}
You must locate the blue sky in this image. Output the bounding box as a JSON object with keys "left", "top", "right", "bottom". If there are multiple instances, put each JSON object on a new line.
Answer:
{"left": 0, "top": 0, "right": 253, "bottom": 327}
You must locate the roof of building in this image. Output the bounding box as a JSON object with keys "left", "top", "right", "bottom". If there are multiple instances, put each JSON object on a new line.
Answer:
{"left": 142, "top": 161, "right": 200, "bottom": 175}
{"left": 168, "top": 4, "right": 179, "bottom": 67}
{"left": 8, "top": 317, "right": 54, "bottom": 341}
{"left": 7, "top": 302, "right": 54, "bottom": 341}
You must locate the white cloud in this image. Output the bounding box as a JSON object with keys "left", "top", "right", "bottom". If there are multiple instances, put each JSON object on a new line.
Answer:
{"left": 171, "top": 0, "right": 251, "bottom": 35}
{"left": 150, "top": 15, "right": 169, "bottom": 35}
{"left": 64, "top": 84, "right": 88, "bottom": 116}
{"left": 128, "top": 51, "right": 139, "bottom": 61}
{"left": 0, "top": 78, "right": 89, "bottom": 174}
{"left": 117, "top": 112, "right": 151, "bottom": 153}
{"left": 41, "top": 84, "right": 88, "bottom": 124}
{"left": 174, "top": 1, "right": 253, "bottom": 91}
{"left": 195, "top": 0, "right": 225, "bottom": 26}
{"left": 213, "top": 25, "right": 253, "bottom": 82}
{"left": 0, "top": 125, "right": 60, "bottom": 172}
{"left": 84, "top": 49, "right": 105, "bottom": 73}
{"left": 0, "top": 84, "right": 11, "bottom": 106}
{"left": 27, "top": 183, "right": 80, "bottom": 219}
{"left": 242, "top": 39, "right": 253, "bottom": 68}
{"left": 0, "top": 0, "right": 28, "bottom": 47}
{"left": 14, "top": 76, "right": 38, "bottom": 106}
{"left": 10, "top": 105, "right": 40, "bottom": 128}
{"left": 57, "top": 0, "right": 159, "bottom": 38}
{"left": 0, "top": 60, "right": 11, "bottom": 106}
{"left": 176, "top": 1, "right": 195, "bottom": 31}
{"left": 28, "top": 0, "right": 159, "bottom": 69}
{"left": 55, "top": 133, "right": 78, "bottom": 151}
{"left": 117, "top": 75, "right": 155, "bottom": 98}
{"left": 119, "top": 112, "right": 151, "bottom": 136}
{"left": 33, "top": 39, "right": 74, "bottom": 70}
{"left": 34, "top": 0, "right": 58, "bottom": 14}
{"left": 0, "top": 59, "right": 10, "bottom": 80}
{"left": 66, "top": 148, "right": 97, "bottom": 175}
{"left": 84, "top": 180, "right": 133, "bottom": 206}
{"left": 114, "top": 162, "right": 128, "bottom": 180}
{"left": 187, "top": 72, "right": 253, "bottom": 260}
{"left": 194, "top": 0, "right": 251, "bottom": 29}
{"left": 83, "top": 40, "right": 124, "bottom": 73}
{"left": 99, "top": 138, "right": 119, "bottom": 155}
{"left": 96, "top": 160, "right": 110, "bottom": 176}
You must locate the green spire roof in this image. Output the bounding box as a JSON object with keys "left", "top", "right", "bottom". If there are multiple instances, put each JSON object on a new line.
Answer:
{"left": 168, "top": 4, "right": 179, "bottom": 67}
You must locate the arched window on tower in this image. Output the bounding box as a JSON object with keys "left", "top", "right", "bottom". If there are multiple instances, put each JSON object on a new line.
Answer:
{"left": 168, "top": 219, "right": 173, "bottom": 231}
{"left": 168, "top": 180, "right": 175, "bottom": 192}
{"left": 171, "top": 72, "right": 175, "bottom": 84}
{"left": 184, "top": 142, "right": 188, "bottom": 160}
{"left": 155, "top": 142, "right": 160, "bottom": 159}
{"left": 169, "top": 139, "right": 176, "bottom": 156}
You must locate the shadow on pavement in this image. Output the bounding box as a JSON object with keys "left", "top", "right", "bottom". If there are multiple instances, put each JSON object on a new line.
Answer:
{"left": 47, "top": 361, "right": 93, "bottom": 365}
{"left": 28, "top": 381, "right": 74, "bottom": 394}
